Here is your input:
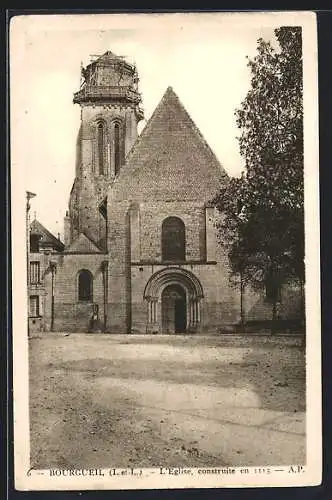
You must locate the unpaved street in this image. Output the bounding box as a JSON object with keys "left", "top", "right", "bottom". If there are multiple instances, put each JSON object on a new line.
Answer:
{"left": 29, "top": 334, "right": 305, "bottom": 469}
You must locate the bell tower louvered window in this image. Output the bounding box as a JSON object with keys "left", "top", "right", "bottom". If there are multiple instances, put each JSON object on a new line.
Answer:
{"left": 114, "top": 122, "right": 121, "bottom": 175}
{"left": 97, "top": 122, "right": 105, "bottom": 175}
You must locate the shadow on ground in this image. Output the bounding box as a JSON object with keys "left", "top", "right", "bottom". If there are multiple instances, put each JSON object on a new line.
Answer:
{"left": 55, "top": 342, "right": 305, "bottom": 413}
{"left": 29, "top": 335, "right": 305, "bottom": 469}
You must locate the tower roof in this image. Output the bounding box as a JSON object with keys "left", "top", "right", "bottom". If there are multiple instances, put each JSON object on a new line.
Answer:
{"left": 86, "top": 50, "right": 132, "bottom": 70}
{"left": 74, "top": 50, "right": 142, "bottom": 112}
{"left": 110, "top": 86, "right": 228, "bottom": 203}
{"left": 90, "top": 50, "right": 126, "bottom": 63}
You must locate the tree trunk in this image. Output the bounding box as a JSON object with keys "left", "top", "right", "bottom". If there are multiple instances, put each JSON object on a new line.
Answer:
{"left": 271, "top": 299, "right": 277, "bottom": 335}
{"left": 240, "top": 273, "right": 245, "bottom": 333}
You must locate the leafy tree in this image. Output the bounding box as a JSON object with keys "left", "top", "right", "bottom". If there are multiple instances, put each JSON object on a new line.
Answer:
{"left": 214, "top": 27, "right": 304, "bottom": 332}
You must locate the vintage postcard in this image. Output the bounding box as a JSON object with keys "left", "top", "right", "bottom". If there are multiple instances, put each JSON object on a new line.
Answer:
{"left": 10, "top": 11, "right": 321, "bottom": 490}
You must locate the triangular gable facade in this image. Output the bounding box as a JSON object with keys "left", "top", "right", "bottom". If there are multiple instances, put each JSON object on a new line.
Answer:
{"left": 30, "top": 219, "right": 64, "bottom": 252}
{"left": 110, "top": 87, "right": 228, "bottom": 203}
{"left": 65, "top": 232, "right": 102, "bottom": 254}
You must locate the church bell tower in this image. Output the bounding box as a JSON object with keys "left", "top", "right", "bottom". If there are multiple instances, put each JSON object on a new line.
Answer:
{"left": 65, "top": 51, "right": 144, "bottom": 249}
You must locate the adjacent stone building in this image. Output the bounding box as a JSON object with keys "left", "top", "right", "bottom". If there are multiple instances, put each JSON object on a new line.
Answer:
{"left": 28, "top": 218, "right": 64, "bottom": 333}
{"left": 27, "top": 50, "right": 302, "bottom": 334}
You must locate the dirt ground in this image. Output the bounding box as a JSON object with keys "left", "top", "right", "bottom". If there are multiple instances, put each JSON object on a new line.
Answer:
{"left": 29, "top": 334, "right": 305, "bottom": 469}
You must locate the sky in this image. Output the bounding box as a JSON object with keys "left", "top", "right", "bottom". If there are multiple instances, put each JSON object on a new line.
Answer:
{"left": 10, "top": 12, "right": 292, "bottom": 238}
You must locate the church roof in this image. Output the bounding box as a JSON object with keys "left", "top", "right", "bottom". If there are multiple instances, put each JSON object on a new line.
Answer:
{"left": 30, "top": 219, "right": 64, "bottom": 252}
{"left": 111, "top": 86, "right": 228, "bottom": 203}
{"left": 65, "top": 232, "right": 103, "bottom": 254}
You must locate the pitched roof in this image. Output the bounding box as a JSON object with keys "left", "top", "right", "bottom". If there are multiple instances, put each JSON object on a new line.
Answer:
{"left": 65, "top": 232, "right": 103, "bottom": 254}
{"left": 110, "top": 87, "right": 228, "bottom": 203}
{"left": 30, "top": 219, "right": 64, "bottom": 252}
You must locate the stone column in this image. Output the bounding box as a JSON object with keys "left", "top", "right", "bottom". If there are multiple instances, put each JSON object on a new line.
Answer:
{"left": 146, "top": 297, "right": 159, "bottom": 333}
{"left": 188, "top": 297, "right": 201, "bottom": 332}
{"left": 197, "top": 299, "right": 201, "bottom": 324}
{"left": 188, "top": 298, "right": 195, "bottom": 331}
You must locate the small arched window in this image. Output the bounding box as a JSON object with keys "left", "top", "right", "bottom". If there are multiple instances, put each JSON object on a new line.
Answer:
{"left": 162, "top": 217, "right": 186, "bottom": 261}
{"left": 78, "top": 270, "right": 93, "bottom": 302}
{"left": 114, "top": 122, "right": 121, "bottom": 175}
{"left": 97, "top": 122, "right": 105, "bottom": 175}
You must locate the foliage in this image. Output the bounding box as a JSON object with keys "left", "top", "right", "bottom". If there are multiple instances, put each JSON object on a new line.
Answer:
{"left": 214, "top": 27, "right": 304, "bottom": 304}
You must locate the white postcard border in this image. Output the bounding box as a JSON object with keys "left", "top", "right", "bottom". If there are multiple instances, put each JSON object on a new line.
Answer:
{"left": 10, "top": 11, "right": 321, "bottom": 490}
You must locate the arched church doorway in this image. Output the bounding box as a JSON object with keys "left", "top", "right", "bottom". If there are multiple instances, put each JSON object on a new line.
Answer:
{"left": 161, "top": 284, "right": 187, "bottom": 334}
{"left": 144, "top": 267, "right": 204, "bottom": 334}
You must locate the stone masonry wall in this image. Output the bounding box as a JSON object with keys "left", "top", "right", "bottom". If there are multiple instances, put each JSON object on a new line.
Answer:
{"left": 68, "top": 103, "right": 139, "bottom": 248}
{"left": 130, "top": 262, "right": 241, "bottom": 333}
{"left": 138, "top": 201, "right": 206, "bottom": 263}
{"left": 128, "top": 201, "right": 242, "bottom": 333}
{"left": 106, "top": 200, "right": 132, "bottom": 333}
{"left": 50, "top": 253, "right": 106, "bottom": 332}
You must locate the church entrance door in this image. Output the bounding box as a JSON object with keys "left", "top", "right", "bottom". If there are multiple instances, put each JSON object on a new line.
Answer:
{"left": 161, "top": 284, "right": 186, "bottom": 334}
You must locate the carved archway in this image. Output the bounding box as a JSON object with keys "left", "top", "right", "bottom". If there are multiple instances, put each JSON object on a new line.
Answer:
{"left": 144, "top": 267, "right": 203, "bottom": 334}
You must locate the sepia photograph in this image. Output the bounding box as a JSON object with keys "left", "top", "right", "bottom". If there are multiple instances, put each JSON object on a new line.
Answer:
{"left": 10, "top": 11, "right": 321, "bottom": 490}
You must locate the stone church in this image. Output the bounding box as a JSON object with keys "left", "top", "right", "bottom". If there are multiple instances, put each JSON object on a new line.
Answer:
{"left": 27, "top": 51, "right": 301, "bottom": 334}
